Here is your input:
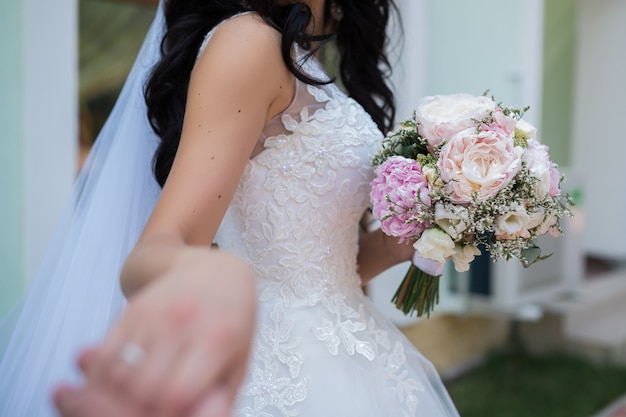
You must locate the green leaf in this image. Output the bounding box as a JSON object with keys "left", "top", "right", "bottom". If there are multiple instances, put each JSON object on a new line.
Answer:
{"left": 521, "top": 244, "right": 552, "bottom": 268}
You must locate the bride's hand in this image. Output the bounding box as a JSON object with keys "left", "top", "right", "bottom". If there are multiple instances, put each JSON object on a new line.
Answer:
{"left": 357, "top": 228, "right": 415, "bottom": 285}
{"left": 57, "top": 249, "right": 256, "bottom": 417}
{"left": 381, "top": 232, "right": 415, "bottom": 265}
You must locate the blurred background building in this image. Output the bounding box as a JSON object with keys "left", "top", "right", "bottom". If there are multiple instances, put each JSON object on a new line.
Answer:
{"left": 1, "top": 0, "right": 625, "bottom": 412}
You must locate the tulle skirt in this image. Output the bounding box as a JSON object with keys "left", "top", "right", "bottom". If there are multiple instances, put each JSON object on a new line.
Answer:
{"left": 234, "top": 292, "right": 459, "bottom": 417}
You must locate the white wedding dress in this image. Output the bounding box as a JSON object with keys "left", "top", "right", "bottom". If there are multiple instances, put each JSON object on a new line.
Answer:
{"left": 0, "top": 9, "right": 458, "bottom": 416}
{"left": 208, "top": 19, "right": 460, "bottom": 416}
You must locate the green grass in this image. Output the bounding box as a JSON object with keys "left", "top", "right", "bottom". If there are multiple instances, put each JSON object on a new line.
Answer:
{"left": 445, "top": 352, "right": 626, "bottom": 417}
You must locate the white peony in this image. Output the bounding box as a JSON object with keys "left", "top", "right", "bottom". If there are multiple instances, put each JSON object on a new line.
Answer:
{"left": 416, "top": 94, "right": 497, "bottom": 149}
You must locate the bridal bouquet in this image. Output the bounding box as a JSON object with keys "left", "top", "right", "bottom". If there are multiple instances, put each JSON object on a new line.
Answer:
{"left": 370, "top": 93, "right": 572, "bottom": 317}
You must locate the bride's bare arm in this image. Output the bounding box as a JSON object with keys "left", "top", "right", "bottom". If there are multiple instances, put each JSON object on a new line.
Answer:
{"left": 120, "top": 14, "right": 293, "bottom": 298}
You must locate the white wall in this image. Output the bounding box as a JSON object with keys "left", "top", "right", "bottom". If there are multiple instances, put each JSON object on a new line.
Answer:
{"left": 389, "top": 0, "right": 428, "bottom": 122}
{"left": 573, "top": 0, "right": 626, "bottom": 260}
{"left": 22, "top": 0, "right": 78, "bottom": 284}
{"left": 0, "top": 0, "right": 77, "bottom": 315}
{"left": 0, "top": 0, "right": 24, "bottom": 315}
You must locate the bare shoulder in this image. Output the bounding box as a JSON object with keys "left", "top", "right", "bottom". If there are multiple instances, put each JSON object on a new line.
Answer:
{"left": 192, "top": 12, "right": 292, "bottom": 120}
{"left": 197, "top": 12, "right": 284, "bottom": 74}
{"left": 214, "top": 12, "right": 282, "bottom": 46}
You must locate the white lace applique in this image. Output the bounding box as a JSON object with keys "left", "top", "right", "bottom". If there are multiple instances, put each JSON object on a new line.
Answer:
{"left": 367, "top": 317, "right": 392, "bottom": 350}
{"left": 382, "top": 342, "right": 426, "bottom": 417}
{"left": 311, "top": 302, "right": 375, "bottom": 360}
{"left": 238, "top": 304, "right": 308, "bottom": 417}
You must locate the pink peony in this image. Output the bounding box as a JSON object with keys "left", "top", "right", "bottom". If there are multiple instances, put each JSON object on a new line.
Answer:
{"left": 438, "top": 128, "right": 523, "bottom": 204}
{"left": 370, "top": 156, "right": 432, "bottom": 241}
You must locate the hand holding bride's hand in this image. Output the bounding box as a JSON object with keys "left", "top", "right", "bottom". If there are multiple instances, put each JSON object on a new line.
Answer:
{"left": 55, "top": 249, "right": 256, "bottom": 417}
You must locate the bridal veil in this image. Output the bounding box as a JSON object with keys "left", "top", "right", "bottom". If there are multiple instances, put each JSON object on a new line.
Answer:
{"left": 0, "top": 3, "right": 164, "bottom": 416}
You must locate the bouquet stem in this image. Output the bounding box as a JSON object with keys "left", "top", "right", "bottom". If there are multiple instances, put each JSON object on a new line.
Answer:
{"left": 392, "top": 264, "right": 441, "bottom": 317}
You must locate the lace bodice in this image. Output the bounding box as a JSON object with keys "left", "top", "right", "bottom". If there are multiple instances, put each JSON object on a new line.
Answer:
{"left": 214, "top": 55, "right": 382, "bottom": 307}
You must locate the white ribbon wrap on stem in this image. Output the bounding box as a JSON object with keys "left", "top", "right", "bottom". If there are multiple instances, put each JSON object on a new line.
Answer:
{"left": 412, "top": 252, "right": 446, "bottom": 276}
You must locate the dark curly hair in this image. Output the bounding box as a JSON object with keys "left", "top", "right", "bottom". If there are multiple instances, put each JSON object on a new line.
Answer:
{"left": 145, "top": 0, "right": 398, "bottom": 187}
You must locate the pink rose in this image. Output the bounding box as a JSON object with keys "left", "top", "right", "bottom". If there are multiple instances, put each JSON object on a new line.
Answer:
{"left": 371, "top": 156, "right": 432, "bottom": 241}
{"left": 523, "top": 139, "right": 561, "bottom": 198}
{"left": 415, "top": 94, "right": 497, "bottom": 149}
{"left": 437, "top": 129, "right": 523, "bottom": 204}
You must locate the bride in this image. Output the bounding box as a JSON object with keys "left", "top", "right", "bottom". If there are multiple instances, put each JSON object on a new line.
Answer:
{"left": 1, "top": 0, "right": 460, "bottom": 416}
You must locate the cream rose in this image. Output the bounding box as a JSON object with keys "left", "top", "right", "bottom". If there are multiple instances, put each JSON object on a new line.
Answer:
{"left": 451, "top": 244, "right": 481, "bottom": 272}
{"left": 434, "top": 203, "right": 469, "bottom": 240}
{"left": 413, "top": 227, "right": 456, "bottom": 263}
{"left": 438, "top": 129, "right": 523, "bottom": 204}
{"left": 415, "top": 94, "right": 497, "bottom": 149}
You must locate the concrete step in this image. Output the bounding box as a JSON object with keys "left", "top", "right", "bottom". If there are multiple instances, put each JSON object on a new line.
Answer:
{"left": 566, "top": 306, "right": 626, "bottom": 365}
{"left": 519, "top": 269, "right": 626, "bottom": 365}
{"left": 560, "top": 271, "right": 626, "bottom": 334}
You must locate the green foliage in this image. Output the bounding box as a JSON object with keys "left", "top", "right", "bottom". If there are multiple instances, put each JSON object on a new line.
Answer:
{"left": 371, "top": 116, "right": 428, "bottom": 166}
